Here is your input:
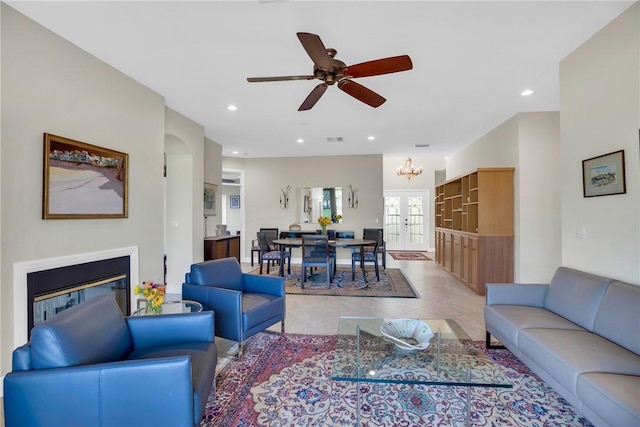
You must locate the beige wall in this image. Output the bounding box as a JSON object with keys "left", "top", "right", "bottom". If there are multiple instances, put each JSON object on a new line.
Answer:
{"left": 446, "top": 112, "right": 562, "bottom": 283}
{"left": 223, "top": 155, "right": 383, "bottom": 262}
{"left": 0, "top": 4, "right": 167, "bottom": 379}
{"left": 560, "top": 3, "right": 639, "bottom": 284}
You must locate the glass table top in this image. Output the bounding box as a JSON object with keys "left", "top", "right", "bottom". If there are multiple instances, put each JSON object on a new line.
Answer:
{"left": 132, "top": 299, "right": 203, "bottom": 316}
{"left": 331, "top": 317, "right": 512, "bottom": 388}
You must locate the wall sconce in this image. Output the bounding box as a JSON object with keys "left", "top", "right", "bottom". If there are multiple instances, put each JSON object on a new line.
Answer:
{"left": 348, "top": 184, "right": 359, "bottom": 209}
{"left": 280, "top": 185, "right": 291, "bottom": 209}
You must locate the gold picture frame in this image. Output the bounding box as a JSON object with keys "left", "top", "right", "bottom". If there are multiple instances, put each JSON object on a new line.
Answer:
{"left": 43, "top": 133, "right": 128, "bottom": 219}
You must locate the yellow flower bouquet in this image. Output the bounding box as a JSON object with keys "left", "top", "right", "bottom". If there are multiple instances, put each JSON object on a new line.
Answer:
{"left": 318, "top": 216, "right": 332, "bottom": 234}
{"left": 134, "top": 281, "right": 166, "bottom": 315}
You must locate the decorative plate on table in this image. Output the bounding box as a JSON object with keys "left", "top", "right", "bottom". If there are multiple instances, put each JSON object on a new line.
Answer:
{"left": 380, "top": 318, "right": 434, "bottom": 351}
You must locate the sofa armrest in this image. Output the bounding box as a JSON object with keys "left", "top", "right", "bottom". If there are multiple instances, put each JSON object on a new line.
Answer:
{"left": 485, "top": 283, "right": 549, "bottom": 307}
{"left": 243, "top": 273, "right": 285, "bottom": 297}
{"left": 182, "top": 283, "right": 243, "bottom": 340}
{"left": 126, "top": 311, "right": 214, "bottom": 350}
{"left": 4, "top": 356, "right": 195, "bottom": 427}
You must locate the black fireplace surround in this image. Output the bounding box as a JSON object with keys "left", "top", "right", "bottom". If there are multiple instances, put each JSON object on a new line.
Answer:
{"left": 27, "top": 256, "right": 130, "bottom": 336}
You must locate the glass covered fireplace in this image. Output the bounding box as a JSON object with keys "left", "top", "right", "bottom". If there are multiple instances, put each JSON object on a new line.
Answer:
{"left": 27, "top": 256, "right": 130, "bottom": 337}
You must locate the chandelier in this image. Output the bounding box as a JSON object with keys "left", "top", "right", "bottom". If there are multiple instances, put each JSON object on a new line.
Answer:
{"left": 396, "top": 157, "right": 423, "bottom": 180}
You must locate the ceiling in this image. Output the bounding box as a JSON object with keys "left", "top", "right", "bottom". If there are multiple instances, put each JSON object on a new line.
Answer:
{"left": 8, "top": 1, "right": 634, "bottom": 159}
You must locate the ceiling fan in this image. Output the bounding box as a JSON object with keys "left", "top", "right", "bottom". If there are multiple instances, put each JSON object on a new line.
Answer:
{"left": 247, "top": 32, "right": 413, "bottom": 111}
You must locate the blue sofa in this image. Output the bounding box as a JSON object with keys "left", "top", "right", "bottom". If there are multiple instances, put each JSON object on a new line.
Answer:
{"left": 4, "top": 294, "right": 217, "bottom": 427}
{"left": 485, "top": 267, "right": 640, "bottom": 427}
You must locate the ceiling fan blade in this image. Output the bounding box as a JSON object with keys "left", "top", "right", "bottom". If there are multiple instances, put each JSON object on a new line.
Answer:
{"left": 247, "top": 75, "right": 315, "bottom": 83}
{"left": 298, "top": 83, "right": 328, "bottom": 111}
{"left": 338, "top": 79, "right": 386, "bottom": 108}
{"left": 297, "top": 32, "right": 332, "bottom": 71}
{"left": 345, "top": 55, "right": 413, "bottom": 78}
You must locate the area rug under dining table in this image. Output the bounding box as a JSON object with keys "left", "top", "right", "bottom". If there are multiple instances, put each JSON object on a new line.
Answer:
{"left": 201, "top": 331, "right": 593, "bottom": 427}
{"left": 249, "top": 265, "right": 419, "bottom": 298}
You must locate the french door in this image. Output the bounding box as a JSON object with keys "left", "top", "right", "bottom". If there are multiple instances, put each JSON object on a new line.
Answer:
{"left": 383, "top": 190, "right": 429, "bottom": 251}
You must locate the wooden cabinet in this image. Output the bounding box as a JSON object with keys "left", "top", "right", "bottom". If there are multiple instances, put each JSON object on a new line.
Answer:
{"left": 435, "top": 168, "right": 514, "bottom": 294}
{"left": 204, "top": 235, "right": 240, "bottom": 262}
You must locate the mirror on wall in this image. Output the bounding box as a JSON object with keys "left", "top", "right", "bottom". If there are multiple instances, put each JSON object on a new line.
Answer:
{"left": 298, "top": 187, "right": 343, "bottom": 224}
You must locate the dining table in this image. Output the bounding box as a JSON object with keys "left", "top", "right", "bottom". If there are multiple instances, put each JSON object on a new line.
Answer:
{"left": 272, "top": 237, "right": 376, "bottom": 281}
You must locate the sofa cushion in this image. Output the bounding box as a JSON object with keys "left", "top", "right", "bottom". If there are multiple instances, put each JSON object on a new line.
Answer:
{"left": 593, "top": 280, "right": 640, "bottom": 355}
{"left": 189, "top": 258, "right": 244, "bottom": 291}
{"left": 577, "top": 372, "right": 640, "bottom": 427}
{"left": 29, "top": 295, "right": 132, "bottom": 369}
{"left": 242, "top": 293, "right": 285, "bottom": 331}
{"left": 543, "top": 267, "right": 612, "bottom": 330}
{"left": 519, "top": 328, "right": 640, "bottom": 396}
{"left": 484, "top": 305, "right": 585, "bottom": 347}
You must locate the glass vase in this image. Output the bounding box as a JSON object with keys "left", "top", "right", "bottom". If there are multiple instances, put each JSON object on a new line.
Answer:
{"left": 321, "top": 225, "right": 327, "bottom": 235}
{"left": 146, "top": 303, "right": 163, "bottom": 315}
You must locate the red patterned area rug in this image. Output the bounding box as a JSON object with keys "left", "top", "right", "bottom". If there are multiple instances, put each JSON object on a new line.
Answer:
{"left": 201, "top": 332, "right": 593, "bottom": 427}
{"left": 389, "top": 251, "right": 432, "bottom": 261}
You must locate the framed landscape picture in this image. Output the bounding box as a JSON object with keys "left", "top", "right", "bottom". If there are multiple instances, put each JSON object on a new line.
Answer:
{"left": 230, "top": 195, "right": 240, "bottom": 209}
{"left": 43, "top": 133, "right": 128, "bottom": 219}
{"left": 582, "top": 150, "right": 626, "bottom": 198}
{"left": 204, "top": 182, "right": 217, "bottom": 216}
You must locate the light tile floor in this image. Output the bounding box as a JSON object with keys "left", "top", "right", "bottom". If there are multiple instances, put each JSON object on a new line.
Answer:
{"left": 246, "top": 252, "right": 486, "bottom": 341}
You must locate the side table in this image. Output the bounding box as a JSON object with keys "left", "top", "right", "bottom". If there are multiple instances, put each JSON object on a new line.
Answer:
{"left": 133, "top": 299, "right": 203, "bottom": 316}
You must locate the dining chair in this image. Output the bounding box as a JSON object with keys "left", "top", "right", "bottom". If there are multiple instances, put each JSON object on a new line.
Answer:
{"left": 251, "top": 227, "right": 279, "bottom": 266}
{"left": 301, "top": 235, "right": 332, "bottom": 288}
{"left": 257, "top": 231, "right": 290, "bottom": 275}
{"left": 334, "top": 230, "right": 355, "bottom": 274}
{"left": 352, "top": 230, "right": 382, "bottom": 281}
{"left": 317, "top": 229, "right": 338, "bottom": 272}
{"left": 363, "top": 227, "right": 387, "bottom": 269}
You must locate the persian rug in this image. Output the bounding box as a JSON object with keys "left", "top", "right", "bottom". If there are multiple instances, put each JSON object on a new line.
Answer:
{"left": 249, "top": 266, "right": 418, "bottom": 298}
{"left": 389, "top": 251, "right": 432, "bottom": 261}
{"left": 202, "top": 332, "right": 593, "bottom": 427}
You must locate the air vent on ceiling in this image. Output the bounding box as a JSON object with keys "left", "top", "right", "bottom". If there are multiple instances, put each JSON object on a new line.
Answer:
{"left": 414, "top": 144, "right": 430, "bottom": 148}
{"left": 222, "top": 178, "right": 239, "bottom": 184}
{"left": 326, "top": 137, "right": 344, "bottom": 143}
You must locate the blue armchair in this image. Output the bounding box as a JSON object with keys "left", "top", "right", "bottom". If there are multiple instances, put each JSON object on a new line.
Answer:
{"left": 3, "top": 294, "right": 217, "bottom": 427}
{"left": 183, "top": 257, "right": 285, "bottom": 354}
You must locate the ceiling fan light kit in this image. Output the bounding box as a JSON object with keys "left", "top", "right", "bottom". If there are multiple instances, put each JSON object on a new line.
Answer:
{"left": 247, "top": 32, "right": 412, "bottom": 111}
{"left": 397, "top": 157, "right": 423, "bottom": 180}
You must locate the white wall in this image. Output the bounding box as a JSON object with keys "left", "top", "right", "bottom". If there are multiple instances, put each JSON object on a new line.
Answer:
{"left": 517, "top": 113, "right": 562, "bottom": 282}
{"left": 446, "top": 112, "right": 562, "bottom": 283}
{"left": 0, "top": 4, "right": 166, "bottom": 376}
{"left": 223, "top": 154, "right": 383, "bottom": 263}
{"left": 164, "top": 108, "right": 205, "bottom": 287}
{"left": 560, "top": 3, "right": 639, "bottom": 284}
{"left": 203, "top": 137, "right": 222, "bottom": 237}
{"left": 222, "top": 185, "right": 242, "bottom": 236}
{"left": 383, "top": 154, "right": 446, "bottom": 251}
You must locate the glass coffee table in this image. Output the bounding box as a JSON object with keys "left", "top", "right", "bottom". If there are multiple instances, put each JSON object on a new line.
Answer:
{"left": 132, "top": 299, "right": 203, "bottom": 316}
{"left": 331, "top": 317, "right": 512, "bottom": 426}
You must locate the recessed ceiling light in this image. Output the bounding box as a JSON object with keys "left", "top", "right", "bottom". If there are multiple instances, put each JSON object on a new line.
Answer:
{"left": 367, "top": 136, "right": 375, "bottom": 141}
{"left": 521, "top": 89, "right": 534, "bottom": 96}
{"left": 232, "top": 150, "right": 239, "bottom": 155}
{"left": 227, "top": 105, "right": 238, "bottom": 111}
{"left": 297, "top": 138, "right": 304, "bottom": 143}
